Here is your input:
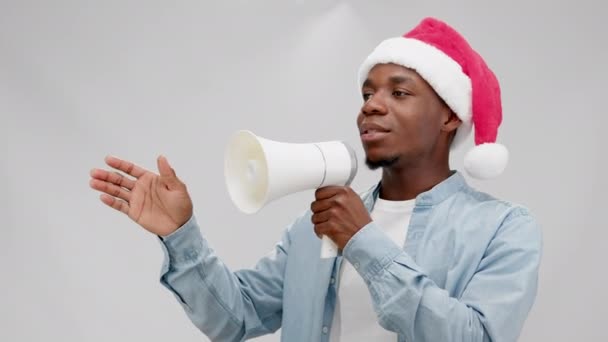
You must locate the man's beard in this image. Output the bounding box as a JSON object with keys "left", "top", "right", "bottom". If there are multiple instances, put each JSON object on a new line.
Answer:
{"left": 365, "top": 156, "right": 399, "bottom": 170}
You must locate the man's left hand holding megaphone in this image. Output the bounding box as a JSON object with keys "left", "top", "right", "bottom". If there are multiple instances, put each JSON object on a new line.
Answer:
{"left": 310, "top": 186, "right": 372, "bottom": 251}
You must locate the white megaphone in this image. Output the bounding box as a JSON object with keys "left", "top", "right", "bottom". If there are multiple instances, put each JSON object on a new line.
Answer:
{"left": 224, "top": 130, "right": 358, "bottom": 258}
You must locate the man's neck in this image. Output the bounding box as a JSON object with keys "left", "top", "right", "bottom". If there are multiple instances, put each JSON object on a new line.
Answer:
{"left": 379, "top": 163, "right": 452, "bottom": 201}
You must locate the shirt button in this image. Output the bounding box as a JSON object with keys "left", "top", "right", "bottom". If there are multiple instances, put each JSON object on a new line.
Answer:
{"left": 330, "top": 277, "right": 335, "bottom": 284}
{"left": 353, "top": 262, "right": 360, "bottom": 269}
{"left": 322, "top": 326, "right": 329, "bottom": 334}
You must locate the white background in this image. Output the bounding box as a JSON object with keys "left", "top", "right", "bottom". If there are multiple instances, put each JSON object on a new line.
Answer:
{"left": 1, "top": 0, "right": 606, "bottom": 341}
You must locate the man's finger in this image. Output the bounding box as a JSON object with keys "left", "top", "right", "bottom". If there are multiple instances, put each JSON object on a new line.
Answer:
{"left": 311, "top": 198, "right": 333, "bottom": 213}
{"left": 311, "top": 209, "right": 332, "bottom": 225}
{"left": 314, "top": 186, "right": 344, "bottom": 200}
{"left": 100, "top": 194, "right": 129, "bottom": 215}
{"left": 105, "top": 155, "right": 148, "bottom": 178}
{"left": 90, "top": 179, "right": 131, "bottom": 203}
{"left": 90, "top": 168, "right": 136, "bottom": 190}
{"left": 313, "top": 221, "right": 334, "bottom": 238}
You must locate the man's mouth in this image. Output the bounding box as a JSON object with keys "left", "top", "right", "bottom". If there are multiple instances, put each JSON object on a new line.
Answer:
{"left": 360, "top": 123, "right": 390, "bottom": 142}
{"left": 360, "top": 130, "right": 390, "bottom": 143}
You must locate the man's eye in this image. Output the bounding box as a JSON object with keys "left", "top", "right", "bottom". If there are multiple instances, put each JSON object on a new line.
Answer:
{"left": 393, "top": 90, "right": 408, "bottom": 97}
{"left": 362, "top": 93, "right": 372, "bottom": 101}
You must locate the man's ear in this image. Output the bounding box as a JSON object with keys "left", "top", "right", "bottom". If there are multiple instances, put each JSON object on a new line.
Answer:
{"left": 442, "top": 110, "right": 462, "bottom": 133}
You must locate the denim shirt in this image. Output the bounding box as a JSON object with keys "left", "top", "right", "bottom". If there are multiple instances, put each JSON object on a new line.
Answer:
{"left": 158, "top": 171, "right": 542, "bottom": 342}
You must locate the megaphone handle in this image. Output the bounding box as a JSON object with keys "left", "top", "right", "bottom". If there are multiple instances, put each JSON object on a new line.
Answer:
{"left": 320, "top": 235, "right": 338, "bottom": 258}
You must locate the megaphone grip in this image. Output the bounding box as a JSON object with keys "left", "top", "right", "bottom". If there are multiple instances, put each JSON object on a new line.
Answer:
{"left": 320, "top": 235, "right": 338, "bottom": 258}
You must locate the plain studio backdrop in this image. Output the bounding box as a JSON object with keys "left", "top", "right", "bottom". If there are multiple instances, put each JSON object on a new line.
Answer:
{"left": 1, "top": 0, "right": 606, "bottom": 341}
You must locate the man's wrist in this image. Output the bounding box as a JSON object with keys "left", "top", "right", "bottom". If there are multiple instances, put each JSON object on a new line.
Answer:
{"left": 158, "top": 215, "right": 205, "bottom": 265}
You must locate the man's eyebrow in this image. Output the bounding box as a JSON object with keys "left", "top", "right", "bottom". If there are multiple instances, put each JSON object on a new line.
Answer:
{"left": 389, "top": 75, "right": 414, "bottom": 85}
{"left": 362, "top": 75, "right": 414, "bottom": 89}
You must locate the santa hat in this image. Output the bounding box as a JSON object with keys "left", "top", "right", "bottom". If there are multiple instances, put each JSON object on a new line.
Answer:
{"left": 358, "top": 17, "right": 508, "bottom": 179}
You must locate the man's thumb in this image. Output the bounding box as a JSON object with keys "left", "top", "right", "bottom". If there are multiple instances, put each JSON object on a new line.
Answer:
{"left": 157, "top": 155, "right": 180, "bottom": 188}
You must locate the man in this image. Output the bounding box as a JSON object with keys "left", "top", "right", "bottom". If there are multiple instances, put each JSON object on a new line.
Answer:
{"left": 89, "top": 17, "right": 542, "bottom": 342}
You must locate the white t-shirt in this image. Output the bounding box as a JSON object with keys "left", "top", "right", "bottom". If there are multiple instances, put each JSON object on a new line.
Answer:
{"left": 329, "top": 197, "right": 415, "bottom": 342}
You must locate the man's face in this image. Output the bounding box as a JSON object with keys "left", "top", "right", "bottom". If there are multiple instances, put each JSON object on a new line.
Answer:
{"left": 357, "top": 63, "right": 453, "bottom": 170}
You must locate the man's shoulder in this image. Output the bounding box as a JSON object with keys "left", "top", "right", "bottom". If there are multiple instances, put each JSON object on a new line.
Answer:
{"left": 453, "top": 182, "right": 538, "bottom": 224}
{"left": 438, "top": 184, "right": 543, "bottom": 253}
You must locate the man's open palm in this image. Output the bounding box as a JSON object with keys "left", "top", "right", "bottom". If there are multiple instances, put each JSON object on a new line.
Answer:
{"left": 89, "top": 155, "right": 193, "bottom": 237}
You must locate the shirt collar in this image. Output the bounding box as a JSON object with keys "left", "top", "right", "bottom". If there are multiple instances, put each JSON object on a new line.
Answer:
{"left": 363, "top": 170, "right": 467, "bottom": 210}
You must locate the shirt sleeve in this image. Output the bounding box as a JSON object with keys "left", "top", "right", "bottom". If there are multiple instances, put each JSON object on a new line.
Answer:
{"left": 342, "top": 208, "right": 542, "bottom": 342}
{"left": 158, "top": 214, "right": 294, "bottom": 342}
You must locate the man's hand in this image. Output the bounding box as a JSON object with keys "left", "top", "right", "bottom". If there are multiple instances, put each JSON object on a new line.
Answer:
{"left": 310, "top": 186, "right": 372, "bottom": 250}
{"left": 89, "top": 155, "right": 193, "bottom": 237}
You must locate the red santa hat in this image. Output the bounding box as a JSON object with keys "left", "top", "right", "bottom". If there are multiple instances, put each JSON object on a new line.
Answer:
{"left": 358, "top": 17, "right": 508, "bottom": 179}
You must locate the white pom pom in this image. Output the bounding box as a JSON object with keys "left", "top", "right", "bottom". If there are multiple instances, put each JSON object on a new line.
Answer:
{"left": 464, "top": 143, "right": 509, "bottom": 179}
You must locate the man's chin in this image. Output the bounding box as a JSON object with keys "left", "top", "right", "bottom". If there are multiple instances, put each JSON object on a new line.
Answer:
{"left": 365, "top": 156, "right": 399, "bottom": 170}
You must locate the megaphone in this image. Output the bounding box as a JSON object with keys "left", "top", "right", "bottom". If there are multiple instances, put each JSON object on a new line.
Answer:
{"left": 224, "top": 130, "right": 358, "bottom": 258}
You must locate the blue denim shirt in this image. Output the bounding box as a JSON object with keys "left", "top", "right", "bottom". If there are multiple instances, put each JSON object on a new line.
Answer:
{"left": 158, "top": 171, "right": 542, "bottom": 342}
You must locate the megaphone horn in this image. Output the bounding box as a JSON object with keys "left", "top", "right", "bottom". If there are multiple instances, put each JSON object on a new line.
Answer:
{"left": 224, "top": 130, "right": 358, "bottom": 258}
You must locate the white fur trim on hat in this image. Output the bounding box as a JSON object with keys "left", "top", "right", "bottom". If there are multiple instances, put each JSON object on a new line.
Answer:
{"left": 464, "top": 143, "right": 509, "bottom": 179}
{"left": 358, "top": 37, "right": 472, "bottom": 131}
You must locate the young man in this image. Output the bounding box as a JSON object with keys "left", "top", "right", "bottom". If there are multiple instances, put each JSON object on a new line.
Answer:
{"left": 90, "top": 17, "right": 542, "bottom": 342}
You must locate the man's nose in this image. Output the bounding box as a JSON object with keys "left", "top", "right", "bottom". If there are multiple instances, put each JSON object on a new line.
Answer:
{"left": 361, "top": 93, "right": 388, "bottom": 116}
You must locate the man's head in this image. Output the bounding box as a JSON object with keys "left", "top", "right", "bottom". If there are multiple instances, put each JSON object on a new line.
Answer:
{"left": 356, "top": 17, "right": 509, "bottom": 179}
{"left": 358, "top": 63, "right": 461, "bottom": 170}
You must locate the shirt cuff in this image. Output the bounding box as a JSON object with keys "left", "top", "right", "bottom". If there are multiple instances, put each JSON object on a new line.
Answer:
{"left": 342, "top": 221, "right": 403, "bottom": 282}
{"left": 158, "top": 215, "right": 204, "bottom": 275}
